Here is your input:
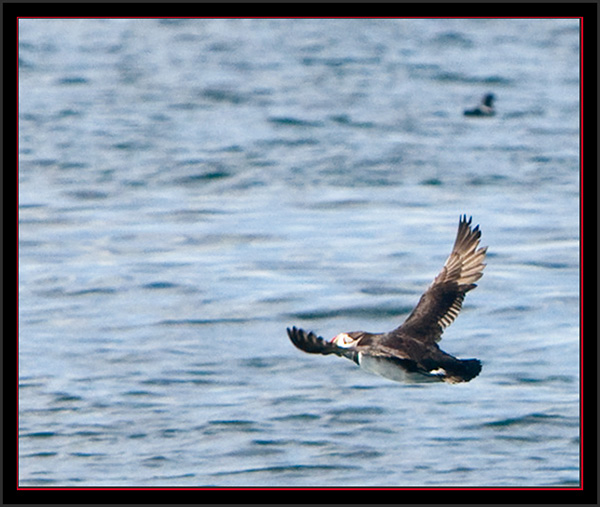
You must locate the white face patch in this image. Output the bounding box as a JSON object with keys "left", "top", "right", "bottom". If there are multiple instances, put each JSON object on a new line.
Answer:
{"left": 331, "top": 333, "right": 355, "bottom": 348}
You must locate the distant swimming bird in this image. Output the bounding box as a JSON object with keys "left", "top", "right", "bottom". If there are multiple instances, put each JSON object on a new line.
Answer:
{"left": 287, "top": 215, "right": 487, "bottom": 384}
{"left": 464, "top": 93, "right": 496, "bottom": 117}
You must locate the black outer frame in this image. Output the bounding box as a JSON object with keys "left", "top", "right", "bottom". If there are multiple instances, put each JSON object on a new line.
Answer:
{"left": 4, "top": 2, "right": 597, "bottom": 505}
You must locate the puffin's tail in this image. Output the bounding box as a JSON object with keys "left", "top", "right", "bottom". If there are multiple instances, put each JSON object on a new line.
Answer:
{"left": 443, "top": 358, "right": 482, "bottom": 384}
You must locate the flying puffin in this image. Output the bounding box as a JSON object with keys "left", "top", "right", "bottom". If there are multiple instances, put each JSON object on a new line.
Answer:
{"left": 464, "top": 93, "right": 496, "bottom": 117}
{"left": 287, "top": 215, "right": 487, "bottom": 384}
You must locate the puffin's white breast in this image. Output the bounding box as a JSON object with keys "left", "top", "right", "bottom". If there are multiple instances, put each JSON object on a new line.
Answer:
{"left": 357, "top": 353, "right": 444, "bottom": 384}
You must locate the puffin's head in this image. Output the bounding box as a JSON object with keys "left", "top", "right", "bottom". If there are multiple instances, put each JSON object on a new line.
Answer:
{"left": 483, "top": 93, "right": 495, "bottom": 107}
{"left": 330, "top": 332, "right": 360, "bottom": 348}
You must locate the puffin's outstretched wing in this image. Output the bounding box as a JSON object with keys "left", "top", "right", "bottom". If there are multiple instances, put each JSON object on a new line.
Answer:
{"left": 287, "top": 327, "right": 358, "bottom": 363}
{"left": 393, "top": 215, "right": 487, "bottom": 343}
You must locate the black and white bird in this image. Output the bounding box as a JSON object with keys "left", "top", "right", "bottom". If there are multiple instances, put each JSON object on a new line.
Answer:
{"left": 287, "top": 215, "right": 487, "bottom": 384}
{"left": 464, "top": 93, "right": 496, "bottom": 117}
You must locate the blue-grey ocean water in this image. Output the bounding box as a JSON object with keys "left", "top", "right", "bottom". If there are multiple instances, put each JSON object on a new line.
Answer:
{"left": 18, "top": 19, "right": 580, "bottom": 487}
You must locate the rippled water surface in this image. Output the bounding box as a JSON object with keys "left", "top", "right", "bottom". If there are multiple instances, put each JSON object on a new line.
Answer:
{"left": 18, "top": 18, "right": 580, "bottom": 487}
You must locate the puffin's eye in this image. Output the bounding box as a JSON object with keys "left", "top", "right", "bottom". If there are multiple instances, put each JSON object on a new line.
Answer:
{"left": 331, "top": 333, "right": 354, "bottom": 347}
